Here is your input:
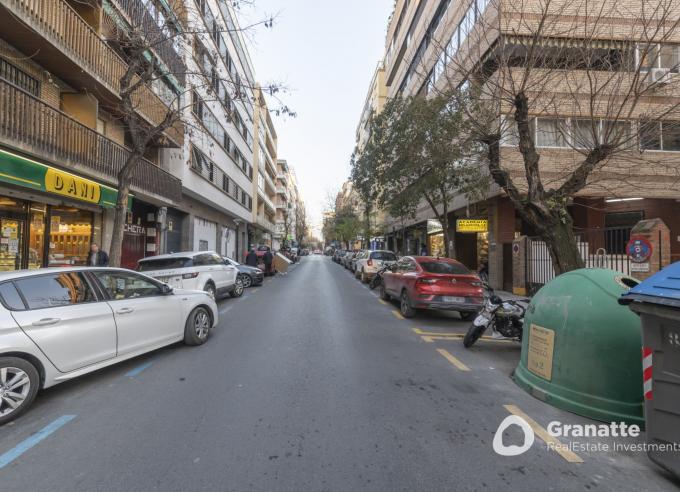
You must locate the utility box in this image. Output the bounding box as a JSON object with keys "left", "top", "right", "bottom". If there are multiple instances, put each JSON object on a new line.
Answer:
{"left": 514, "top": 269, "right": 644, "bottom": 425}
{"left": 620, "top": 263, "right": 680, "bottom": 478}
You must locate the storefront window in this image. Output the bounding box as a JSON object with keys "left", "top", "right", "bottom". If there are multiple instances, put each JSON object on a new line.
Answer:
{"left": 0, "top": 198, "right": 27, "bottom": 271}
{"left": 48, "top": 207, "right": 93, "bottom": 267}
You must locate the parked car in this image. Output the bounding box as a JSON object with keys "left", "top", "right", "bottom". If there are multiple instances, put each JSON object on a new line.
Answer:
{"left": 138, "top": 251, "right": 243, "bottom": 299}
{"left": 333, "top": 250, "right": 347, "bottom": 263}
{"left": 223, "top": 257, "right": 264, "bottom": 288}
{"left": 343, "top": 252, "right": 357, "bottom": 270}
{"left": 380, "top": 256, "right": 484, "bottom": 319}
{"left": 0, "top": 267, "right": 218, "bottom": 424}
{"left": 313, "top": 249, "right": 322, "bottom": 255}
{"left": 350, "top": 251, "right": 367, "bottom": 273}
{"left": 354, "top": 250, "right": 398, "bottom": 283}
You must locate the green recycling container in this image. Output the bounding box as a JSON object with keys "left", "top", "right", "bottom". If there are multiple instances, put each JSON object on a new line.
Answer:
{"left": 514, "top": 268, "right": 644, "bottom": 425}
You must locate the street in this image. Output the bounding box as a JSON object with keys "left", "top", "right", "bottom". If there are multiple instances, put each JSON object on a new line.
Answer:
{"left": 0, "top": 255, "right": 677, "bottom": 491}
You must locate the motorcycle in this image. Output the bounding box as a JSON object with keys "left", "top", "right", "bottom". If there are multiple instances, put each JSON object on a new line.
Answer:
{"left": 463, "top": 285, "right": 528, "bottom": 348}
{"left": 369, "top": 265, "right": 390, "bottom": 290}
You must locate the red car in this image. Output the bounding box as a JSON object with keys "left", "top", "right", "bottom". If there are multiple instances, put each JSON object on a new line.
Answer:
{"left": 380, "top": 256, "right": 484, "bottom": 319}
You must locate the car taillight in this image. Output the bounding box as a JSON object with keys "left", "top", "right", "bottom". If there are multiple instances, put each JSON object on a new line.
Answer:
{"left": 367, "top": 259, "right": 373, "bottom": 266}
{"left": 182, "top": 272, "right": 199, "bottom": 279}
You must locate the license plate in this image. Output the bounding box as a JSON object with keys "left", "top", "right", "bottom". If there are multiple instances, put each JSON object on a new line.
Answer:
{"left": 442, "top": 296, "right": 465, "bottom": 303}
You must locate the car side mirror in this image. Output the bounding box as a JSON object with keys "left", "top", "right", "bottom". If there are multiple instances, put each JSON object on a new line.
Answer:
{"left": 161, "top": 284, "right": 173, "bottom": 295}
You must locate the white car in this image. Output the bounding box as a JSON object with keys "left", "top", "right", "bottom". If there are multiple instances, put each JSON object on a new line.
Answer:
{"left": 138, "top": 251, "right": 243, "bottom": 299}
{"left": 354, "top": 250, "right": 398, "bottom": 283}
{"left": 0, "top": 267, "right": 218, "bottom": 424}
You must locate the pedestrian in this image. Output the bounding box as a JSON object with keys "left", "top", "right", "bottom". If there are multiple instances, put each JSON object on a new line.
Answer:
{"left": 87, "top": 242, "right": 109, "bottom": 266}
{"left": 478, "top": 261, "right": 489, "bottom": 283}
{"left": 263, "top": 249, "right": 274, "bottom": 276}
{"left": 245, "top": 248, "right": 258, "bottom": 267}
{"left": 420, "top": 245, "right": 428, "bottom": 256}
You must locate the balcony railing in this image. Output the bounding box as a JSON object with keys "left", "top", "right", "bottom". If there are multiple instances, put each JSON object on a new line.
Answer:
{"left": 2, "top": 0, "right": 183, "bottom": 145}
{"left": 256, "top": 215, "right": 276, "bottom": 233}
{"left": 114, "top": 0, "right": 186, "bottom": 86}
{"left": 0, "top": 78, "right": 182, "bottom": 203}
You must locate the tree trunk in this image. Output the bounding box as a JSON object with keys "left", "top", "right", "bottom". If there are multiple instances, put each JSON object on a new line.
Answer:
{"left": 108, "top": 179, "right": 130, "bottom": 268}
{"left": 541, "top": 217, "right": 584, "bottom": 275}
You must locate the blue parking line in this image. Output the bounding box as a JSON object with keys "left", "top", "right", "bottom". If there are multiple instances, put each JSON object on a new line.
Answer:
{"left": 125, "top": 361, "right": 154, "bottom": 377}
{"left": 0, "top": 415, "right": 76, "bottom": 470}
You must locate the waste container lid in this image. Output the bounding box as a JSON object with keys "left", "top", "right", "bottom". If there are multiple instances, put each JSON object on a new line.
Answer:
{"left": 619, "top": 262, "right": 680, "bottom": 307}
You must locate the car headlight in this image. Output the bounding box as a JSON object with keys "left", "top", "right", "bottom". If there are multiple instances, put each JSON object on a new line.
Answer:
{"left": 254, "top": 269, "right": 263, "bottom": 274}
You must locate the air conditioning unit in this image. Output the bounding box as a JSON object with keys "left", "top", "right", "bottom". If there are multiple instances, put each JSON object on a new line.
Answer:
{"left": 648, "top": 67, "right": 673, "bottom": 86}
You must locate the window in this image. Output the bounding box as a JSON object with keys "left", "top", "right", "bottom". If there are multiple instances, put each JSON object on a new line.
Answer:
{"left": 370, "top": 252, "right": 397, "bottom": 261}
{"left": 500, "top": 115, "right": 519, "bottom": 146}
{"left": 640, "top": 121, "right": 680, "bottom": 151}
{"left": 602, "top": 120, "right": 632, "bottom": 146}
{"left": 138, "top": 257, "right": 193, "bottom": 271}
{"left": 93, "top": 272, "right": 161, "bottom": 300}
{"left": 0, "top": 282, "right": 25, "bottom": 310}
{"left": 572, "top": 119, "right": 597, "bottom": 148}
{"left": 222, "top": 175, "right": 230, "bottom": 193}
{"left": 193, "top": 253, "right": 216, "bottom": 266}
{"left": 419, "top": 261, "right": 470, "bottom": 274}
{"left": 0, "top": 58, "right": 40, "bottom": 96}
{"left": 536, "top": 118, "right": 567, "bottom": 147}
{"left": 15, "top": 273, "right": 96, "bottom": 309}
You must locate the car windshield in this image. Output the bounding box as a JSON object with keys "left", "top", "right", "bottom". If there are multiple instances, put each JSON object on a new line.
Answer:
{"left": 225, "top": 257, "right": 240, "bottom": 266}
{"left": 138, "top": 257, "right": 193, "bottom": 271}
{"left": 419, "top": 261, "right": 470, "bottom": 275}
{"left": 370, "top": 251, "right": 396, "bottom": 261}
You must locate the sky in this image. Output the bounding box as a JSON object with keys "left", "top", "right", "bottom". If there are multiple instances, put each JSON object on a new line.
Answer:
{"left": 241, "top": 0, "right": 394, "bottom": 236}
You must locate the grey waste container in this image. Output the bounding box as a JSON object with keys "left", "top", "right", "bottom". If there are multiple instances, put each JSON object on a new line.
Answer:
{"left": 620, "top": 263, "right": 680, "bottom": 478}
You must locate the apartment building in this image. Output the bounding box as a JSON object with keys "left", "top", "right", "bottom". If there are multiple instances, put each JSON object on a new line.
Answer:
{"left": 375, "top": 0, "right": 680, "bottom": 291}
{"left": 163, "top": 0, "right": 256, "bottom": 261}
{"left": 353, "top": 61, "right": 388, "bottom": 250}
{"left": 0, "top": 0, "right": 184, "bottom": 270}
{"left": 250, "top": 85, "right": 279, "bottom": 249}
{"left": 273, "top": 159, "right": 295, "bottom": 250}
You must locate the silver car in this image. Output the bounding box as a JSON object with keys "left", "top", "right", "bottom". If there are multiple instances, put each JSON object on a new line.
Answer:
{"left": 353, "top": 250, "right": 398, "bottom": 283}
{"left": 0, "top": 267, "right": 218, "bottom": 424}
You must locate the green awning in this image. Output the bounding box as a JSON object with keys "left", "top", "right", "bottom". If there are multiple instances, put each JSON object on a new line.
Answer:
{"left": 0, "top": 149, "right": 131, "bottom": 209}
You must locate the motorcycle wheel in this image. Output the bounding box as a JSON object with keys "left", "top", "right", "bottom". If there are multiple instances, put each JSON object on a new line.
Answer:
{"left": 463, "top": 324, "right": 486, "bottom": 348}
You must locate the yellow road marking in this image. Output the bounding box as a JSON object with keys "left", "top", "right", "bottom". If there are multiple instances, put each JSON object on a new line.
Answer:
{"left": 392, "top": 310, "right": 405, "bottom": 320}
{"left": 378, "top": 299, "right": 388, "bottom": 305}
{"left": 504, "top": 404, "right": 584, "bottom": 463}
{"left": 414, "top": 330, "right": 514, "bottom": 344}
{"left": 436, "top": 348, "right": 470, "bottom": 371}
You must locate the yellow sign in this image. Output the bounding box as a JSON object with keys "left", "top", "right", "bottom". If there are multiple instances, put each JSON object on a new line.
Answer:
{"left": 527, "top": 324, "right": 556, "bottom": 381}
{"left": 456, "top": 219, "right": 488, "bottom": 233}
{"left": 45, "top": 168, "right": 101, "bottom": 204}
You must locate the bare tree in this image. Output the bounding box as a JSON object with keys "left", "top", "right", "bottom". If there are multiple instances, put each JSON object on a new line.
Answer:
{"left": 294, "top": 201, "right": 309, "bottom": 248}
{"left": 418, "top": 0, "right": 680, "bottom": 273}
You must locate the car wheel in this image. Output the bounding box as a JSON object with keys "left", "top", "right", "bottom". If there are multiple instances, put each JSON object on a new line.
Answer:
{"left": 240, "top": 274, "right": 252, "bottom": 288}
{"left": 400, "top": 290, "right": 416, "bottom": 318}
{"left": 184, "top": 307, "right": 212, "bottom": 346}
{"left": 203, "top": 282, "right": 216, "bottom": 299}
{"left": 230, "top": 278, "right": 244, "bottom": 298}
{"left": 0, "top": 357, "right": 40, "bottom": 425}
{"left": 379, "top": 283, "right": 390, "bottom": 301}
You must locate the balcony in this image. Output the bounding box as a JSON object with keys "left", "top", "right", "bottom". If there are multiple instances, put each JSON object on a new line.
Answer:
{"left": 0, "top": 0, "right": 183, "bottom": 146}
{"left": 255, "top": 215, "right": 276, "bottom": 233}
{"left": 0, "top": 78, "right": 182, "bottom": 204}
{"left": 276, "top": 185, "right": 286, "bottom": 195}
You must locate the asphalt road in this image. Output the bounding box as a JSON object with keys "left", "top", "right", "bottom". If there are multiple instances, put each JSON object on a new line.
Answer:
{"left": 0, "top": 256, "right": 679, "bottom": 491}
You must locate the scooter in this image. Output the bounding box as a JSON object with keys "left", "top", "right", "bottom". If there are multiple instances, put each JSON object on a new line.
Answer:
{"left": 463, "top": 285, "right": 528, "bottom": 348}
{"left": 369, "top": 265, "right": 390, "bottom": 290}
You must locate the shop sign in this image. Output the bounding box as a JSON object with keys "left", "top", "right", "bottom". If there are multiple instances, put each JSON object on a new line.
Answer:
{"left": 456, "top": 219, "right": 488, "bottom": 233}
{"left": 427, "top": 219, "right": 443, "bottom": 234}
{"left": 45, "top": 168, "right": 101, "bottom": 204}
{"left": 626, "top": 236, "right": 652, "bottom": 263}
{"left": 0, "top": 149, "right": 129, "bottom": 209}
